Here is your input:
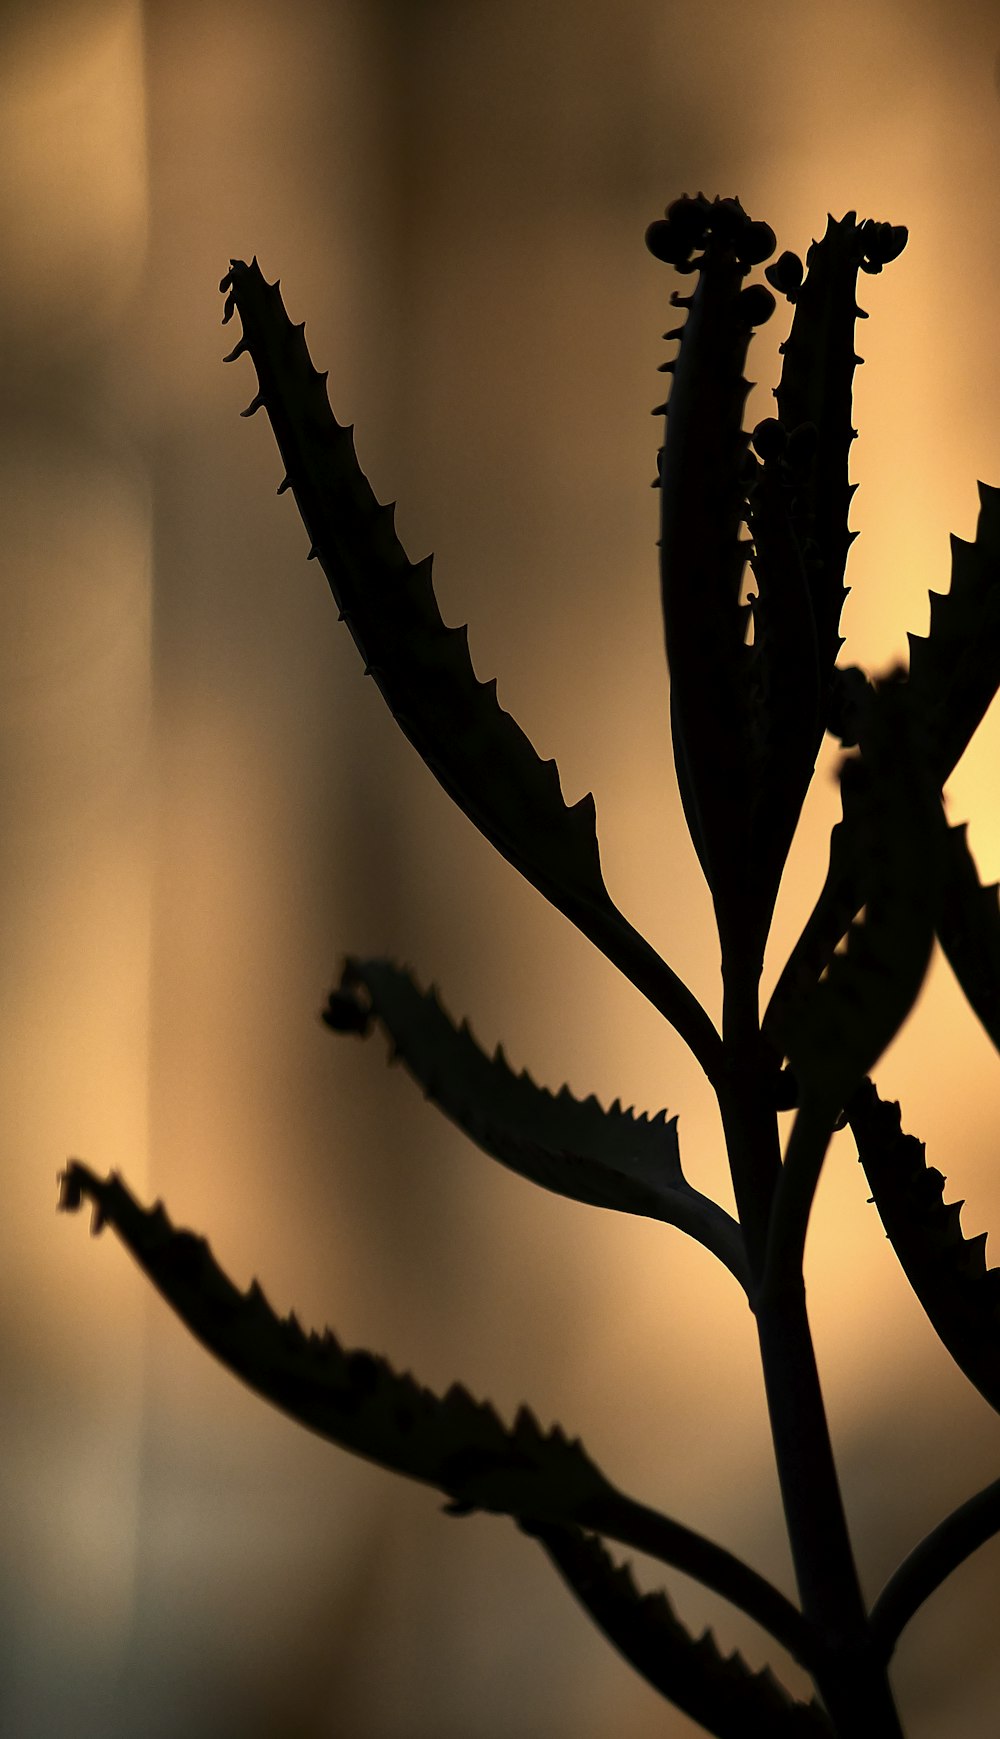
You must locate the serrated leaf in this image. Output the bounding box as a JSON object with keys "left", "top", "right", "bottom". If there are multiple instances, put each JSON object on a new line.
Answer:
{"left": 57, "top": 1161, "right": 614, "bottom": 1519}
{"left": 654, "top": 205, "right": 900, "bottom": 983}
{"left": 58, "top": 1161, "right": 815, "bottom": 1668}
{"left": 654, "top": 198, "right": 776, "bottom": 972}
{"left": 745, "top": 213, "right": 903, "bottom": 948}
{"left": 908, "top": 482, "right": 1000, "bottom": 783}
{"left": 219, "top": 259, "right": 720, "bottom": 1083}
{"left": 774, "top": 212, "right": 901, "bottom": 686}
{"left": 848, "top": 1079, "right": 1000, "bottom": 1414}
{"left": 325, "top": 958, "right": 747, "bottom": 1287}
{"left": 935, "top": 824, "right": 1000, "bottom": 1053}
{"left": 528, "top": 1525, "right": 832, "bottom": 1738}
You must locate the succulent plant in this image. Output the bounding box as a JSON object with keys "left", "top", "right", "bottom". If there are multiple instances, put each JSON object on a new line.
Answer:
{"left": 61, "top": 193, "right": 1000, "bottom": 1735}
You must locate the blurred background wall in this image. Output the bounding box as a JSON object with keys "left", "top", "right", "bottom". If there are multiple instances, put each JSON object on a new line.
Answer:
{"left": 1, "top": 1, "right": 999, "bottom": 1733}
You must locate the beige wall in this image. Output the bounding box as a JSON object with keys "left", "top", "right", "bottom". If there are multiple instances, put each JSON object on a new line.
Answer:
{"left": 2, "top": 1, "right": 999, "bottom": 1733}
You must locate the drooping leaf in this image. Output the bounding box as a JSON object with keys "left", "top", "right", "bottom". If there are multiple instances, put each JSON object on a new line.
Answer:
{"left": 526, "top": 1524, "right": 833, "bottom": 1739}
{"left": 768, "top": 679, "right": 940, "bottom": 1109}
{"left": 934, "top": 824, "right": 1000, "bottom": 1053}
{"left": 58, "top": 1162, "right": 815, "bottom": 1668}
{"left": 848, "top": 1079, "right": 1000, "bottom": 1414}
{"left": 323, "top": 957, "right": 747, "bottom": 1288}
{"left": 908, "top": 481, "right": 1000, "bottom": 784}
{"left": 219, "top": 259, "right": 721, "bottom": 1083}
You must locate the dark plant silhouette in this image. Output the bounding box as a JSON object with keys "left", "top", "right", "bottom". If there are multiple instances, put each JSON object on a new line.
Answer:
{"left": 60, "top": 194, "right": 1000, "bottom": 1735}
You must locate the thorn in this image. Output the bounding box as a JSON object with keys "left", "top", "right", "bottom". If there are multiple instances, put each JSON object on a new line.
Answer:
{"left": 307, "top": 545, "right": 318, "bottom": 560}
{"left": 240, "top": 394, "right": 265, "bottom": 418}
{"left": 276, "top": 476, "right": 291, "bottom": 495}
{"left": 222, "top": 337, "right": 248, "bottom": 363}
{"left": 656, "top": 360, "right": 675, "bottom": 374}
{"left": 651, "top": 401, "right": 669, "bottom": 416}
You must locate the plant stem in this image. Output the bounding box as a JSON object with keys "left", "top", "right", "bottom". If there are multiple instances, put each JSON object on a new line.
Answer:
{"left": 720, "top": 972, "right": 905, "bottom": 1735}
{"left": 756, "top": 1286, "right": 903, "bottom": 1734}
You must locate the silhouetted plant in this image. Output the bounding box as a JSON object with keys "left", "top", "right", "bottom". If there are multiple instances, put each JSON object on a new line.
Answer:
{"left": 61, "top": 194, "right": 1000, "bottom": 1735}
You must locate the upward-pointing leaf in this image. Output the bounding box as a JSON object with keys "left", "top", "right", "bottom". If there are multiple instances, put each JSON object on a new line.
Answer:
{"left": 324, "top": 957, "right": 746, "bottom": 1288}
{"left": 743, "top": 448, "right": 824, "bottom": 935}
{"left": 772, "top": 213, "right": 906, "bottom": 693}
{"left": 219, "top": 259, "right": 721, "bottom": 1083}
{"left": 650, "top": 196, "right": 780, "bottom": 973}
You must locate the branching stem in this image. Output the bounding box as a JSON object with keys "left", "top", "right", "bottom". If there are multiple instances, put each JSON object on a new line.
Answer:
{"left": 582, "top": 1487, "right": 821, "bottom": 1672}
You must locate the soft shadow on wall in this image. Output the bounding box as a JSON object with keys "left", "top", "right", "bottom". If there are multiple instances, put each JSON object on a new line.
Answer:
{"left": 2, "top": 1, "right": 1000, "bottom": 1735}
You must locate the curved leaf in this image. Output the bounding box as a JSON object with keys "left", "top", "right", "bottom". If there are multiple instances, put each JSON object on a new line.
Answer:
{"left": 59, "top": 1163, "right": 606, "bottom": 1519}
{"left": 871, "top": 1475, "right": 1000, "bottom": 1660}
{"left": 847, "top": 1079, "right": 1000, "bottom": 1415}
{"left": 765, "top": 481, "right": 1000, "bottom": 1051}
{"left": 762, "top": 814, "right": 860, "bottom": 1080}
{"left": 935, "top": 823, "right": 1000, "bottom": 1053}
{"left": 527, "top": 1524, "right": 832, "bottom": 1738}
{"left": 58, "top": 1162, "right": 815, "bottom": 1669}
{"left": 768, "top": 680, "right": 940, "bottom": 1109}
{"left": 324, "top": 957, "right": 747, "bottom": 1287}
{"left": 219, "top": 259, "right": 721, "bottom": 1083}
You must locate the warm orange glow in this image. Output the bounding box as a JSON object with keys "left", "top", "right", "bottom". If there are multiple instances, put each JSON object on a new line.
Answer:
{"left": 7, "top": 3, "right": 999, "bottom": 1733}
